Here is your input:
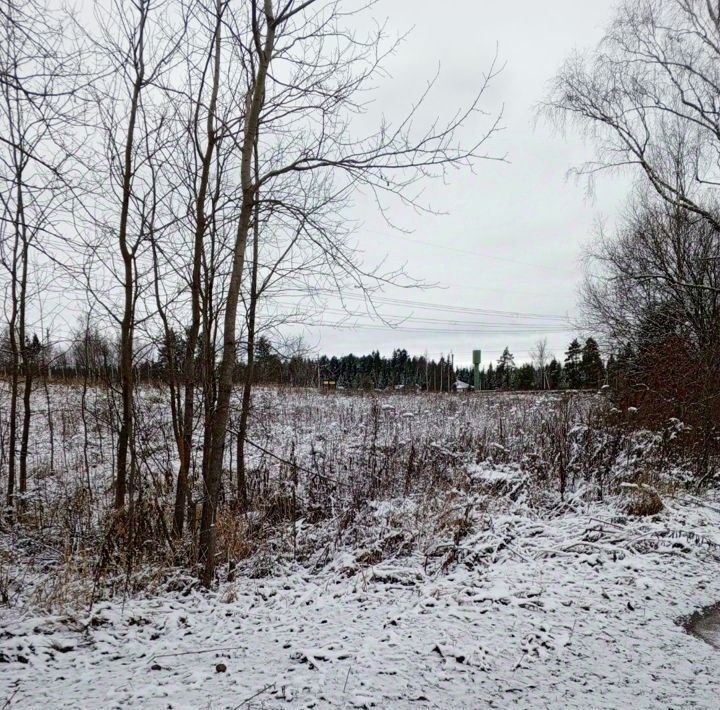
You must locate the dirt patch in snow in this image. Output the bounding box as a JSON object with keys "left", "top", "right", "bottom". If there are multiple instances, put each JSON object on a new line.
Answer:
{"left": 683, "top": 602, "right": 720, "bottom": 650}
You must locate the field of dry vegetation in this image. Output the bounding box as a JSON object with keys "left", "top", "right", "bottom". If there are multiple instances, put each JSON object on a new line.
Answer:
{"left": 2, "top": 385, "right": 720, "bottom": 708}
{"left": 0, "top": 384, "right": 710, "bottom": 609}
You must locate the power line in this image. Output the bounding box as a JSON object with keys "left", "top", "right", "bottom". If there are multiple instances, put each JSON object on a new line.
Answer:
{"left": 267, "top": 301, "right": 571, "bottom": 330}
{"left": 280, "top": 290, "right": 572, "bottom": 321}
{"left": 351, "top": 296, "right": 570, "bottom": 321}
{"left": 304, "top": 322, "right": 574, "bottom": 336}
{"left": 429, "top": 283, "right": 567, "bottom": 299}
{"left": 364, "top": 229, "right": 578, "bottom": 275}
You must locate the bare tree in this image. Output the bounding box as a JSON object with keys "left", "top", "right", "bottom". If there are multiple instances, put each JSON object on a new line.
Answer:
{"left": 582, "top": 190, "right": 720, "bottom": 351}
{"left": 196, "top": 0, "right": 502, "bottom": 586}
{"left": 88, "top": 0, "right": 187, "bottom": 511}
{"left": 0, "top": 0, "right": 501, "bottom": 584}
{"left": 544, "top": 0, "right": 720, "bottom": 228}
{"left": 173, "top": 0, "right": 227, "bottom": 536}
{"left": 0, "top": 0, "right": 78, "bottom": 510}
{"left": 581, "top": 190, "right": 720, "bottom": 465}
{"left": 530, "top": 338, "right": 551, "bottom": 390}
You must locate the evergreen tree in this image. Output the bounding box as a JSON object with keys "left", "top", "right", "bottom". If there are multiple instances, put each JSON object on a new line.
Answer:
{"left": 155, "top": 328, "right": 185, "bottom": 379}
{"left": 390, "top": 348, "right": 409, "bottom": 385}
{"left": 564, "top": 338, "right": 583, "bottom": 389}
{"left": 605, "top": 353, "right": 617, "bottom": 388}
{"left": 496, "top": 347, "right": 515, "bottom": 390}
{"left": 616, "top": 343, "right": 634, "bottom": 371}
{"left": 581, "top": 337, "right": 604, "bottom": 389}
{"left": 255, "top": 337, "right": 282, "bottom": 383}
{"left": 546, "top": 358, "right": 563, "bottom": 389}
{"left": 485, "top": 362, "right": 495, "bottom": 390}
{"left": 514, "top": 362, "right": 535, "bottom": 390}
{"left": 609, "top": 344, "right": 636, "bottom": 391}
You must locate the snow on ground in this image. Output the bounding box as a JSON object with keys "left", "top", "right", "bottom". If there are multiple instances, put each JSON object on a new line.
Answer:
{"left": 2, "top": 495, "right": 720, "bottom": 709}
{"left": 2, "top": 386, "right": 720, "bottom": 707}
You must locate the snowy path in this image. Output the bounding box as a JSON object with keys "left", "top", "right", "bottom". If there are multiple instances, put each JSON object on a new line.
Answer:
{"left": 3, "top": 501, "right": 720, "bottom": 708}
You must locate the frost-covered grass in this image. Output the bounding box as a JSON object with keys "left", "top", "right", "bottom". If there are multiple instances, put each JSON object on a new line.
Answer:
{"left": 1, "top": 385, "right": 720, "bottom": 707}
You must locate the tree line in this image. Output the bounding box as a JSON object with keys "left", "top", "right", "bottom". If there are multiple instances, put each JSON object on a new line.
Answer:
{"left": 2, "top": 328, "right": 612, "bottom": 393}
{"left": 274, "top": 337, "right": 608, "bottom": 392}
{"left": 0, "top": 301, "right": 633, "bottom": 398}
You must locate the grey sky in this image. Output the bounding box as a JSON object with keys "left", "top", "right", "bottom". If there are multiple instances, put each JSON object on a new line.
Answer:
{"left": 291, "top": 0, "right": 632, "bottom": 367}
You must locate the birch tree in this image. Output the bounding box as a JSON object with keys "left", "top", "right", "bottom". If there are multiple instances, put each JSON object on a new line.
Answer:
{"left": 545, "top": 0, "right": 720, "bottom": 227}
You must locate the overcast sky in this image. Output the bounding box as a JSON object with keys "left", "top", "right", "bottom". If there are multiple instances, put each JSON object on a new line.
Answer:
{"left": 288, "top": 0, "right": 632, "bottom": 367}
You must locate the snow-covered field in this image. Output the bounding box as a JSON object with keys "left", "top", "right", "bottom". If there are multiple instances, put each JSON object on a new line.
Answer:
{"left": 2, "top": 386, "right": 720, "bottom": 708}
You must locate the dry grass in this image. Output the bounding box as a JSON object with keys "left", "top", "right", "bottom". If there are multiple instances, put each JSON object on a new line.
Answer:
{"left": 0, "top": 385, "right": 716, "bottom": 608}
{"left": 620, "top": 483, "right": 664, "bottom": 517}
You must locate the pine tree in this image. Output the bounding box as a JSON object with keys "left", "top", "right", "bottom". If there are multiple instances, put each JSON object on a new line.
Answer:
{"left": 496, "top": 347, "right": 515, "bottom": 390}
{"left": 610, "top": 343, "right": 636, "bottom": 391}
{"left": 485, "top": 362, "right": 495, "bottom": 390}
{"left": 606, "top": 353, "right": 617, "bottom": 388}
{"left": 581, "top": 337, "right": 604, "bottom": 389}
{"left": 564, "top": 338, "right": 583, "bottom": 389}
{"left": 616, "top": 344, "right": 634, "bottom": 372}
{"left": 546, "top": 358, "right": 562, "bottom": 389}
{"left": 514, "top": 363, "right": 535, "bottom": 390}
{"left": 156, "top": 328, "right": 185, "bottom": 379}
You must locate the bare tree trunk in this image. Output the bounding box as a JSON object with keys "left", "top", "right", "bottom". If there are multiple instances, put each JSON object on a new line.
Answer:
{"left": 236, "top": 144, "right": 261, "bottom": 510}
{"left": 173, "top": 0, "right": 223, "bottom": 537}
{"left": 5, "top": 232, "right": 19, "bottom": 509}
{"left": 114, "top": 8, "right": 147, "bottom": 511}
{"left": 4, "top": 137, "right": 24, "bottom": 511}
{"left": 16, "top": 188, "right": 30, "bottom": 499}
{"left": 149, "top": 234, "right": 182, "bottom": 472}
{"left": 19, "top": 364, "right": 32, "bottom": 496}
{"left": 199, "top": 0, "right": 276, "bottom": 586}
{"left": 6, "top": 335, "right": 18, "bottom": 508}
{"left": 42, "top": 347, "right": 54, "bottom": 473}
{"left": 80, "top": 325, "right": 92, "bottom": 500}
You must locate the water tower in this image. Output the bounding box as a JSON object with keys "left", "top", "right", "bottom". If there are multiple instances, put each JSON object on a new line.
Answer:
{"left": 473, "top": 349, "right": 482, "bottom": 390}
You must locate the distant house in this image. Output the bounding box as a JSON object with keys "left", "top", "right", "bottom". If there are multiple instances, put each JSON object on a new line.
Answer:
{"left": 454, "top": 379, "right": 471, "bottom": 392}
{"left": 320, "top": 380, "right": 337, "bottom": 390}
